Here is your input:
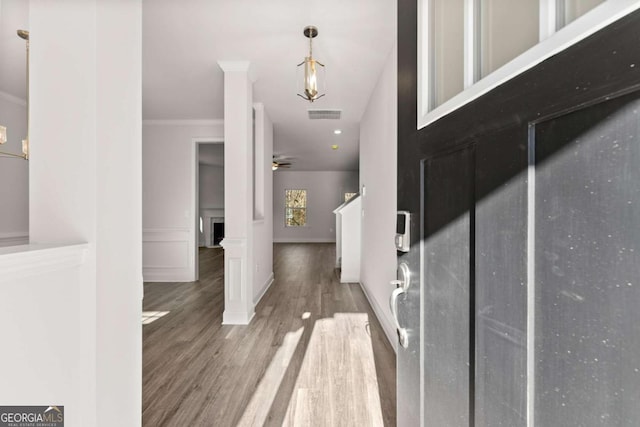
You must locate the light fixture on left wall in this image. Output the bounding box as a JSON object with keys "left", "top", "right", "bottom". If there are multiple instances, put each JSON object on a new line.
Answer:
{"left": 0, "top": 29, "right": 29, "bottom": 160}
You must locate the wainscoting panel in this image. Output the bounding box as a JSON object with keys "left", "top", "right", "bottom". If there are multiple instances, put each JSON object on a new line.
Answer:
{"left": 228, "top": 257, "right": 242, "bottom": 301}
{"left": 143, "top": 228, "right": 194, "bottom": 282}
{"left": 221, "top": 237, "right": 254, "bottom": 325}
{"left": 0, "top": 243, "right": 93, "bottom": 426}
{"left": 143, "top": 241, "right": 189, "bottom": 268}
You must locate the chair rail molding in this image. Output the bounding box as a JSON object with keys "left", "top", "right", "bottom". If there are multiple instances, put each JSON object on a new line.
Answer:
{"left": 0, "top": 90, "right": 27, "bottom": 107}
{"left": 0, "top": 243, "right": 88, "bottom": 283}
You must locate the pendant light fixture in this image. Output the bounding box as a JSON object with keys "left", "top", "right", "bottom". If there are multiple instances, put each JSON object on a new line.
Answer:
{"left": 0, "top": 29, "right": 29, "bottom": 160}
{"left": 297, "top": 26, "right": 325, "bottom": 102}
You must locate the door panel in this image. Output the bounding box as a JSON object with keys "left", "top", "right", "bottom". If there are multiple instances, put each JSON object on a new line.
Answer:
{"left": 398, "top": 1, "right": 640, "bottom": 425}
{"left": 475, "top": 128, "right": 528, "bottom": 427}
{"left": 533, "top": 92, "right": 640, "bottom": 426}
{"left": 423, "top": 147, "right": 473, "bottom": 426}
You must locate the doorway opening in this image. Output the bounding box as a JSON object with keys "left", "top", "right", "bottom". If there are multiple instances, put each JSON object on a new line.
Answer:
{"left": 192, "top": 138, "right": 224, "bottom": 280}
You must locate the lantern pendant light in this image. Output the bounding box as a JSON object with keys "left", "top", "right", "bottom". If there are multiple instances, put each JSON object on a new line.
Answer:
{"left": 297, "top": 26, "right": 325, "bottom": 102}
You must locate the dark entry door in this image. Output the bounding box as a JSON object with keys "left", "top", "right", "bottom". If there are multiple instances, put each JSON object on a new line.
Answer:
{"left": 421, "top": 146, "right": 474, "bottom": 426}
{"left": 532, "top": 89, "right": 640, "bottom": 426}
{"left": 397, "top": 3, "right": 640, "bottom": 425}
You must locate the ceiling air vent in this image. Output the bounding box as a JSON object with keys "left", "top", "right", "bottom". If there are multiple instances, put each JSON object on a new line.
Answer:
{"left": 308, "top": 109, "right": 342, "bottom": 120}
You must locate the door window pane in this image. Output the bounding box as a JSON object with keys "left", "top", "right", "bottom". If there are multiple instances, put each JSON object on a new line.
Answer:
{"left": 432, "top": 0, "right": 465, "bottom": 107}
{"left": 479, "top": 0, "right": 539, "bottom": 78}
{"left": 560, "top": 0, "right": 605, "bottom": 27}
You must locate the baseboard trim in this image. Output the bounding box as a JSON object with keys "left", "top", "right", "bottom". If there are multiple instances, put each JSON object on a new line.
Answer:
{"left": 358, "top": 280, "right": 398, "bottom": 353}
{"left": 253, "top": 272, "right": 275, "bottom": 305}
{"left": 273, "top": 238, "right": 336, "bottom": 243}
{"left": 222, "top": 309, "right": 255, "bottom": 325}
{"left": 143, "top": 270, "right": 195, "bottom": 283}
{"left": 0, "top": 232, "right": 29, "bottom": 248}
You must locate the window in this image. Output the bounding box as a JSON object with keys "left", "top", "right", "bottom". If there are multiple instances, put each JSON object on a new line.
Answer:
{"left": 285, "top": 189, "right": 307, "bottom": 227}
{"left": 431, "top": 0, "right": 465, "bottom": 108}
{"left": 479, "top": 0, "right": 540, "bottom": 79}
{"left": 558, "top": 0, "right": 605, "bottom": 28}
{"left": 344, "top": 192, "right": 357, "bottom": 202}
{"left": 419, "top": 0, "right": 608, "bottom": 128}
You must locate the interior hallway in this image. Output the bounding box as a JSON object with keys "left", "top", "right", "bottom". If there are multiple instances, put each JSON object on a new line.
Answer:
{"left": 143, "top": 243, "right": 396, "bottom": 426}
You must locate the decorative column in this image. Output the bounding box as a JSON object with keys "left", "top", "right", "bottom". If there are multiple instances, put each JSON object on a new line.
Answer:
{"left": 218, "top": 61, "right": 255, "bottom": 324}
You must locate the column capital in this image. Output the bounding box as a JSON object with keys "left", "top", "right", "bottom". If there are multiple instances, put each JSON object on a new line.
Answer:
{"left": 217, "top": 60, "right": 257, "bottom": 82}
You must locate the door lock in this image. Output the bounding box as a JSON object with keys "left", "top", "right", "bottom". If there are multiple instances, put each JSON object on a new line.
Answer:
{"left": 395, "top": 211, "right": 411, "bottom": 252}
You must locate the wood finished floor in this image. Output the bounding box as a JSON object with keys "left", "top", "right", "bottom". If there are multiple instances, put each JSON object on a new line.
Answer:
{"left": 143, "top": 243, "right": 396, "bottom": 427}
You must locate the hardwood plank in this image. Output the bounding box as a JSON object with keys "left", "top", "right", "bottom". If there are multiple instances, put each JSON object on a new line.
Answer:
{"left": 143, "top": 243, "right": 396, "bottom": 426}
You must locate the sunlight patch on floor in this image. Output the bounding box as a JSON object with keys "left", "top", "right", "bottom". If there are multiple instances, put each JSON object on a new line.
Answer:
{"left": 142, "top": 311, "right": 170, "bottom": 325}
{"left": 236, "top": 327, "right": 305, "bottom": 427}
{"left": 283, "top": 313, "right": 384, "bottom": 426}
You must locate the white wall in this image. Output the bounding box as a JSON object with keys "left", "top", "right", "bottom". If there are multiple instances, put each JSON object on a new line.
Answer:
{"left": 252, "top": 104, "right": 274, "bottom": 303}
{"left": 0, "top": 94, "right": 28, "bottom": 245}
{"left": 273, "top": 170, "right": 358, "bottom": 243}
{"left": 142, "top": 120, "right": 223, "bottom": 281}
{"left": 199, "top": 164, "right": 224, "bottom": 209}
{"left": 359, "top": 44, "right": 398, "bottom": 350}
{"left": 25, "top": 1, "right": 142, "bottom": 425}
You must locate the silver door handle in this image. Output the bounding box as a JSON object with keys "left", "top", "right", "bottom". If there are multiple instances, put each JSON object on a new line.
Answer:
{"left": 389, "top": 286, "right": 409, "bottom": 348}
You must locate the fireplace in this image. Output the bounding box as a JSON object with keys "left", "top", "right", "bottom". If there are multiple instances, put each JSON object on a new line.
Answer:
{"left": 210, "top": 217, "right": 224, "bottom": 247}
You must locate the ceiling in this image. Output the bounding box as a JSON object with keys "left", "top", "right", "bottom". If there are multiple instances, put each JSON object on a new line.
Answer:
{"left": 143, "top": 0, "right": 397, "bottom": 171}
{"left": 0, "top": 0, "right": 397, "bottom": 172}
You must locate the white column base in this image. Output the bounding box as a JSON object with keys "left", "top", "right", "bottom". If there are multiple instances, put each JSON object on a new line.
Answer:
{"left": 222, "top": 310, "right": 255, "bottom": 325}
{"left": 220, "top": 237, "right": 254, "bottom": 325}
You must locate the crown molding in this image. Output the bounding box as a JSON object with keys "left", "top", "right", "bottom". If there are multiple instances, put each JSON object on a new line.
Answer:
{"left": 142, "top": 119, "right": 224, "bottom": 127}
{"left": 217, "top": 60, "right": 257, "bottom": 83}
{"left": 0, "top": 90, "right": 27, "bottom": 107}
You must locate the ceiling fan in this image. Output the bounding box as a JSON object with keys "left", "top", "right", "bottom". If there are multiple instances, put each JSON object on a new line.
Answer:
{"left": 272, "top": 155, "right": 294, "bottom": 170}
